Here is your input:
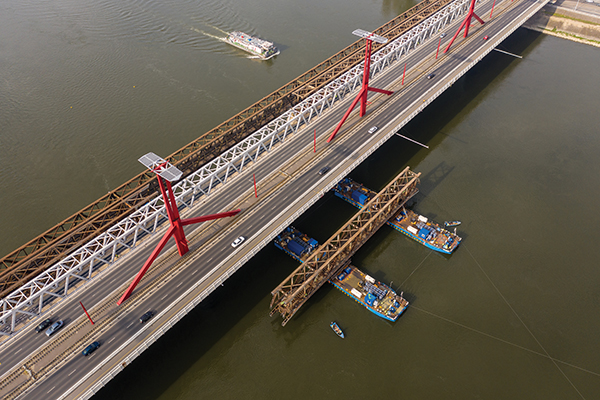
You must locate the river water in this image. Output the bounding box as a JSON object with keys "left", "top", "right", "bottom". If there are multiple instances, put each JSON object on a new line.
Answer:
{"left": 1, "top": 0, "right": 600, "bottom": 399}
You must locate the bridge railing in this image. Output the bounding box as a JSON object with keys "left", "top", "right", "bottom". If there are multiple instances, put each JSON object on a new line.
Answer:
{"left": 0, "top": 0, "right": 475, "bottom": 335}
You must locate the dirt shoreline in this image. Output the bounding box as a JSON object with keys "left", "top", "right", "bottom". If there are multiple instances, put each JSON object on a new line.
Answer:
{"left": 524, "top": 1, "right": 600, "bottom": 47}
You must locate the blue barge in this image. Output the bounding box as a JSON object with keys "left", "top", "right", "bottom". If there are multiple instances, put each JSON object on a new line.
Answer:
{"left": 333, "top": 178, "right": 461, "bottom": 254}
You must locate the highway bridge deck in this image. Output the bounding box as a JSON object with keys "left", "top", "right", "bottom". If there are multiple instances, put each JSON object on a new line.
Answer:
{"left": 0, "top": 0, "right": 550, "bottom": 398}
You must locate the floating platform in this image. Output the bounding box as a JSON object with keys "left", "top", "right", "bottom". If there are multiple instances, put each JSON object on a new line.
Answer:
{"left": 333, "top": 178, "right": 461, "bottom": 254}
{"left": 330, "top": 265, "right": 409, "bottom": 322}
{"left": 274, "top": 226, "right": 319, "bottom": 263}
{"left": 274, "top": 227, "right": 409, "bottom": 322}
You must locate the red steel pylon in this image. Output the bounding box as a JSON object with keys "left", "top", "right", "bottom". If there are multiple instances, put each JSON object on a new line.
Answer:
{"left": 327, "top": 29, "right": 393, "bottom": 143}
{"left": 117, "top": 153, "right": 241, "bottom": 305}
{"left": 444, "top": 0, "right": 484, "bottom": 54}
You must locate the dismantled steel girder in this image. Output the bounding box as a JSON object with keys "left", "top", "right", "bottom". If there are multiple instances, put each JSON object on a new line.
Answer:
{"left": 0, "top": 0, "right": 452, "bottom": 299}
{"left": 270, "top": 167, "right": 421, "bottom": 326}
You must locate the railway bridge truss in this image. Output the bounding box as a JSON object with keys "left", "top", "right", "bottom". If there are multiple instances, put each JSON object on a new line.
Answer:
{"left": 1, "top": 0, "right": 476, "bottom": 335}
{"left": 270, "top": 167, "right": 420, "bottom": 326}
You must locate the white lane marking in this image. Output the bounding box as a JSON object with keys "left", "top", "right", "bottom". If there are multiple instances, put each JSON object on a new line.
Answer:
{"left": 68, "top": 369, "right": 77, "bottom": 377}
{"left": 14, "top": 347, "right": 22, "bottom": 355}
{"left": 48, "top": 386, "right": 56, "bottom": 393}
{"left": 126, "top": 322, "right": 134, "bottom": 328}
{"left": 176, "top": 281, "right": 184, "bottom": 288}
{"left": 108, "top": 337, "right": 116, "bottom": 344}
{"left": 206, "top": 257, "right": 214, "bottom": 262}
{"left": 191, "top": 269, "right": 198, "bottom": 275}
{"left": 161, "top": 294, "right": 168, "bottom": 301}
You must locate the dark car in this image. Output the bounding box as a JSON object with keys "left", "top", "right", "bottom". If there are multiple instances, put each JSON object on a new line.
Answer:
{"left": 45, "top": 320, "right": 64, "bottom": 337}
{"left": 139, "top": 311, "right": 154, "bottom": 324}
{"left": 82, "top": 341, "right": 101, "bottom": 356}
{"left": 318, "top": 166, "right": 330, "bottom": 176}
{"left": 427, "top": 73, "right": 435, "bottom": 80}
{"left": 35, "top": 318, "right": 52, "bottom": 333}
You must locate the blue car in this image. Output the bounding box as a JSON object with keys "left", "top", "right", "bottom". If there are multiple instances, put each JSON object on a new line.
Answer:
{"left": 82, "top": 341, "right": 101, "bottom": 356}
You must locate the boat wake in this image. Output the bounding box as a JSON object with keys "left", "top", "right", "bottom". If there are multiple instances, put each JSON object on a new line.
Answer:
{"left": 190, "top": 27, "right": 227, "bottom": 42}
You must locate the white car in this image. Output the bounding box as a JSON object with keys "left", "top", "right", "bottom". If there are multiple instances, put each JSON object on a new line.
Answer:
{"left": 368, "top": 126, "right": 378, "bottom": 134}
{"left": 231, "top": 236, "right": 245, "bottom": 248}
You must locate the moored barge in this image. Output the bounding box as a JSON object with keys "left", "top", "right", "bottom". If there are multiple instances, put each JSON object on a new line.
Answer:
{"left": 274, "top": 226, "right": 319, "bottom": 263}
{"left": 333, "top": 177, "right": 461, "bottom": 254}
{"left": 330, "top": 265, "right": 409, "bottom": 322}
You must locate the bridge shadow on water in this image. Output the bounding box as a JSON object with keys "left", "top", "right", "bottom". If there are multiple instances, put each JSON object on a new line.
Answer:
{"left": 351, "top": 28, "right": 544, "bottom": 195}
{"left": 94, "top": 28, "right": 544, "bottom": 400}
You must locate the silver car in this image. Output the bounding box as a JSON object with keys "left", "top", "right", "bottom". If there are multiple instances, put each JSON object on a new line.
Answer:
{"left": 46, "top": 320, "right": 63, "bottom": 337}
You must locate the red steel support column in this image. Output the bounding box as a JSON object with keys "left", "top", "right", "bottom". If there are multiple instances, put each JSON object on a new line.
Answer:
{"left": 436, "top": 38, "right": 441, "bottom": 59}
{"left": 490, "top": 0, "right": 496, "bottom": 18}
{"left": 253, "top": 174, "right": 258, "bottom": 197}
{"left": 79, "top": 301, "right": 94, "bottom": 325}
{"left": 118, "top": 171, "right": 241, "bottom": 305}
{"left": 118, "top": 225, "right": 175, "bottom": 305}
{"left": 444, "top": 0, "right": 484, "bottom": 53}
{"left": 327, "top": 37, "right": 393, "bottom": 143}
{"left": 158, "top": 178, "right": 188, "bottom": 256}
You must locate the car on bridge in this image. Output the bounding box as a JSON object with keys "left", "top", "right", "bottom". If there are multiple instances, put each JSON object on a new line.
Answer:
{"left": 318, "top": 166, "right": 330, "bottom": 176}
{"left": 35, "top": 318, "right": 52, "bottom": 333}
{"left": 231, "top": 236, "right": 246, "bottom": 248}
{"left": 427, "top": 73, "right": 435, "bottom": 80}
{"left": 45, "top": 320, "right": 63, "bottom": 337}
{"left": 368, "top": 126, "right": 378, "bottom": 134}
{"left": 440, "top": 33, "right": 446, "bottom": 38}
{"left": 82, "top": 341, "right": 101, "bottom": 356}
{"left": 139, "top": 311, "right": 154, "bottom": 323}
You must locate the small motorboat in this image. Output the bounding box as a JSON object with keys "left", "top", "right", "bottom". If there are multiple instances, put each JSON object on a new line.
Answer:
{"left": 444, "top": 220, "right": 461, "bottom": 228}
{"left": 330, "top": 321, "right": 344, "bottom": 338}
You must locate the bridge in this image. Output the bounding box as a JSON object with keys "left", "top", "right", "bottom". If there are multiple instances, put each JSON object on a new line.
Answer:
{"left": 0, "top": 0, "right": 548, "bottom": 398}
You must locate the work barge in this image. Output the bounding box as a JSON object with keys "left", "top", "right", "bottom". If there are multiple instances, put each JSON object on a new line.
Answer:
{"left": 270, "top": 167, "right": 420, "bottom": 326}
{"left": 334, "top": 178, "right": 461, "bottom": 254}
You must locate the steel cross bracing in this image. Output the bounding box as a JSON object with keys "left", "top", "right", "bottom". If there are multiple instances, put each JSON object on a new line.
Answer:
{"left": 270, "top": 167, "right": 421, "bottom": 326}
{"left": 0, "top": 0, "right": 475, "bottom": 335}
{"left": 0, "top": 0, "right": 455, "bottom": 294}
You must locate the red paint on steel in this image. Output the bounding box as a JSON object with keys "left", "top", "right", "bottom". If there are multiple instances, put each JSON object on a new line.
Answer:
{"left": 490, "top": 0, "right": 496, "bottom": 18}
{"left": 118, "top": 172, "right": 241, "bottom": 305}
{"left": 80, "top": 301, "right": 94, "bottom": 325}
{"left": 444, "top": 0, "right": 484, "bottom": 53}
{"left": 436, "top": 38, "right": 441, "bottom": 59}
{"left": 402, "top": 63, "right": 407, "bottom": 85}
{"left": 327, "top": 37, "right": 393, "bottom": 143}
{"left": 253, "top": 174, "right": 258, "bottom": 197}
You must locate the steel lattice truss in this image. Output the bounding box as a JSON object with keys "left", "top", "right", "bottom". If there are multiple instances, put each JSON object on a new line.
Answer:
{"left": 269, "top": 168, "right": 421, "bottom": 326}
{"left": 0, "top": 0, "right": 462, "bottom": 296}
{"left": 0, "top": 0, "right": 456, "bottom": 292}
{"left": 0, "top": 0, "right": 474, "bottom": 335}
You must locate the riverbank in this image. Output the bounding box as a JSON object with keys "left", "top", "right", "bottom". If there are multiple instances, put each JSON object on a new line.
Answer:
{"left": 524, "top": 0, "right": 600, "bottom": 47}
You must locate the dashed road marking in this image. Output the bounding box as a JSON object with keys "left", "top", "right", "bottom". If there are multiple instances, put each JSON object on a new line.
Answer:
{"left": 68, "top": 369, "right": 77, "bottom": 377}
{"left": 48, "top": 386, "right": 56, "bottom": 393}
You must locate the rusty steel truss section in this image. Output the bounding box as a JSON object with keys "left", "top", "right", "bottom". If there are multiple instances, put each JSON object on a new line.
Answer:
{"left": 270, "top": 167, "right": 421, "bottom": 326}
{"left": 0, "top": 0, "right": 456, "bottom": 298}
